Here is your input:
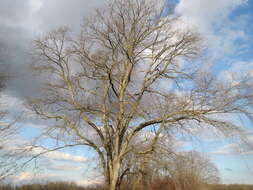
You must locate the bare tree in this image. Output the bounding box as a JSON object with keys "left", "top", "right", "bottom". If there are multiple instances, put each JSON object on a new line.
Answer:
{"left": 168, "top": 151, "right": 220, "bottom": 190}
{"left": 0, "top": 70, "right": 13, "bottom": 148}
{"left": 27, "top": 0, "right": 253, "bottom": 189}
{"left": 120, "top": 137, "right": 220, "bottom": 190}
{"left": 0, "top": 63, "right": 20, "bottom": 181}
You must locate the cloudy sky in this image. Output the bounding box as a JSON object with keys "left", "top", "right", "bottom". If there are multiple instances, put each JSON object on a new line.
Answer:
{"left": 0, "top": 0, "right": 253, "bottom": 186}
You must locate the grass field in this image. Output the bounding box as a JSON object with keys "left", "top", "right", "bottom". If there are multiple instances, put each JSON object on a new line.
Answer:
{"left": 1, "top": 182, "right": 253, "bottom": 190}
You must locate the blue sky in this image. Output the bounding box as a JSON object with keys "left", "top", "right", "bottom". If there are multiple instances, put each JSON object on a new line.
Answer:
{"left": 0, "top": 0, "right": 253, "bottom": 186}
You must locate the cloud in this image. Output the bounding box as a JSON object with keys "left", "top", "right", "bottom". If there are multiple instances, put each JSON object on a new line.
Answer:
{"left": 210, "top": 130, "right": 253, "bottom": 156}
{"left": 29, "top": 146, "right": 87, "bottom": 163}
{"left": 0, "top": 0, "right": 106, "bottom": 101}
{"left": 176, "top": 0, "right": 247, "bottom": 23}
{"left": 0, "top": 0, "right": 32, "bottom": 24}
{"left": 46, "top": 151, "right": 87, "bottom": 162}
{"left": 7, "top": 171, "right": 62, "bottom": 185}
{"left": 0, "top": 92, "right": 24, "bottom": 115}
{"left": 13, "top": 171, "right": 54, "bottom": 181}
{"left": 47, "top": 164, "right": 82, "bottom": 171}
{"left": 43, "top": 160, "right": 83, "bottom": 171}
{"left": 0, "top": 91, "right": 49, "bottom": 128}
{"left": 212, "top": 141, "right": 253, "bottom": 155}
{"left": 220, "top": 61, "right": 253, "bottom": 82}
{"left": 212, "top": 143, "right": 240, "bottom": 155}
{"left": 175, "top": 0, "right": 249, "bottom": 58}
{"left": 7, "top": 171, "right": 103, "bottom": 187}
{"left": 34, "top": 0, "right": 107, "bottom": 33}
{"left": 0, "top": 0, "right": 40, "bottom": 100}
{"left": 0, "top": 0, "right": 109, "bottom": 143}
{"left": 76, "top": 178, "right": 103, "bottom": 187}
{"left": 1, "top": 137, "right": 88, "bottom": 164}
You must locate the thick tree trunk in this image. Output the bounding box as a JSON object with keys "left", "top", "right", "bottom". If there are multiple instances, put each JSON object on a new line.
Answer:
{"left": 108, "top": 159, "right": 121, "bottom": 190}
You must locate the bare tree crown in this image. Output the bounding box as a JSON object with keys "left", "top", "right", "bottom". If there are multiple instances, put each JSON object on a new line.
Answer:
{"left": 28, "top": 0, "right": 253, "bottom": 189}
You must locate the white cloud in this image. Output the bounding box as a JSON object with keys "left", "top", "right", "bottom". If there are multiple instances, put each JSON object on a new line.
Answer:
{"left": 46, "top": 151, "right": 87, "bottom": 162}
{"left": 212, "top": 137, "right": 253, "bottom": 155}
{"left": 218, "top": 61, "right": 253, "bottom": 87}
{"left": 223, "top": 61, "right": 253, "bottom": 78}
{"left": 7, "top": 171, "right": 63, "bottom": 185}
{"left": 47, "top": 164, "right": 82, "bottom": 171}
{"left": 8, "top": 171, "right": 103, "bottom": 187}
{"left": 176, "top": 0, "right": 247, "bottom": 24}
{"left": 2, "top": 140, "right": 88, "bottom": 163}
{"left": 0, "top": 92, "right": 22, "bottom": 109}
{"left": 175, "top": 0, "right": 249, "bottom": 58}
{"left": 76, "top": 178, "right": 103, "bottom": 187}
{"left": 212, "top": 143, "right": 240, "bottom": 155}
{"left": 43, "top": 159, "right": 84, "bottom": 171}
{"left": 12, "top": 171, "right": 56, "bottom": 181}
{"left": 29, "top": 146, "right": 87, "bottom": 162}
{"left": 0, "top": 92, "right": 47, "bottom": 126}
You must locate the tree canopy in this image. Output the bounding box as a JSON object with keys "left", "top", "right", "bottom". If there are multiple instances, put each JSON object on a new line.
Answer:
{"left": 27, "top": 0, "right": 253, "bottom": 189}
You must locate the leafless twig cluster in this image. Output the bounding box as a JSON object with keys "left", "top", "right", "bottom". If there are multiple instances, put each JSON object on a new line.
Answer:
{"left": 26, "top": 0, "right": 253, "bottom": 189}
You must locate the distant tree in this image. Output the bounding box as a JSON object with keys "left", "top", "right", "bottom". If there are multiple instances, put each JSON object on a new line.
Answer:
{"left": 28, "top": 0, "right": 253, "bottom": 189}
{"left": 169, "top": 151, "right": 220, "bottom": 190}
{"left": 0, "top": 63, "right": 19, "bottom": 181}
{"left": 121, "top": 138, "right": 219, "bottom": 190}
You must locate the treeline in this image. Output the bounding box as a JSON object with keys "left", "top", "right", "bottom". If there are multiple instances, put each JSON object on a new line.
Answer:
{"left": 1, "top": 182, "right": 253, "bottom": 190}
{"left": 0, "top": 182, "right": 98, "bottom": 190}
{"left": 208, "top": 184, "right": 253, "bottom": 190}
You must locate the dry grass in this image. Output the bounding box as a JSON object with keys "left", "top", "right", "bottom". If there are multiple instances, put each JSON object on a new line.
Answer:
{"left": 1, "top": 181, "right": 253, "bottom": 190}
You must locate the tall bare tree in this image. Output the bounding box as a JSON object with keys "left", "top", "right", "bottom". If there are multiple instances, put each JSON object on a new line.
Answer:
{"left": 0, "top": 63, "right": 19, "bottom": 181}
{"left": 28, "top": 0, "right": 253, "bottom": 189}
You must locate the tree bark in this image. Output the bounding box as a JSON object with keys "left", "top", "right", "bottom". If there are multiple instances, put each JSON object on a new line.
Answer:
{"left": 109, "top": 158, "right": 121, "bottom": 190}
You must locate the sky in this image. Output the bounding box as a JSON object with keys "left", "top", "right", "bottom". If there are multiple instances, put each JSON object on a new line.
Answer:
{"left": 0, "top": 0, "right": 253, "bottom": 186}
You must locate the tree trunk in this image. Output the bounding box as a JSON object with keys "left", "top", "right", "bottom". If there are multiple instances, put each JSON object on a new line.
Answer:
{"left": 108, "top": 159, "right": 121, "bottom": 190}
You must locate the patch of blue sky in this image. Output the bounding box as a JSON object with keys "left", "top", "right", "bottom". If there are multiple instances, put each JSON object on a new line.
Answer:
{"left": 20, "top": 124, "right": 41, "bottom": 140}
{"left": 212, "top": 154, "right": 253, "bottom": 184}
{"left": 211, "top": 2, "right": 253, "bottom": 69}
